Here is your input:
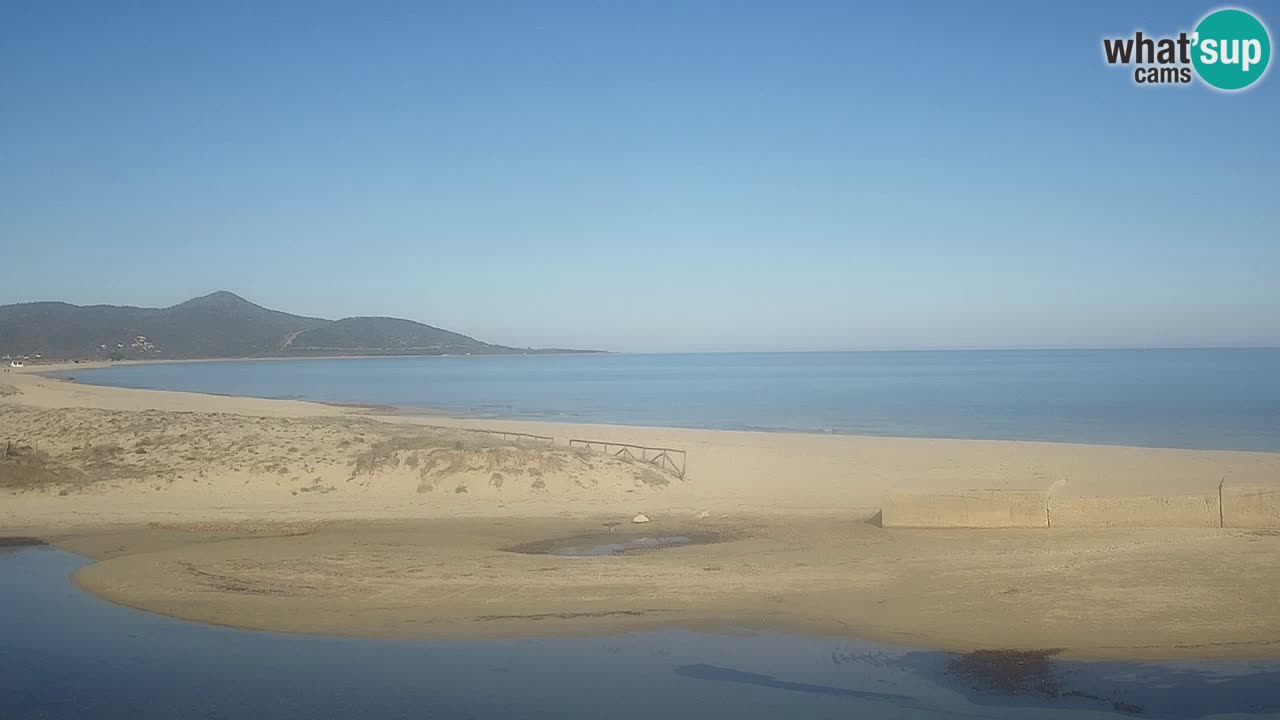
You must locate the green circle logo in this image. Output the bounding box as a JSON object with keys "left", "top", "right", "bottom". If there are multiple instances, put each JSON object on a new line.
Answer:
{"left": 1192, "top": 8, "right": 1271, "bottom": 90}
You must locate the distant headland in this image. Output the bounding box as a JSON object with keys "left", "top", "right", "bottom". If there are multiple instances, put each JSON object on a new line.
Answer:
{"left": 0, "top": 290, "right": 599, "bottom": 361}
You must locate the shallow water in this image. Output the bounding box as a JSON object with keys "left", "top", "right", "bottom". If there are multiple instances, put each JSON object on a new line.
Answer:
{"left": 55, "top": 349, "right": 1280, "bottom": 452}
{"left": 2, "top": 546, "right": 1278, "bottom": 719}
{"left": 505, "top": 534, "right": 697, "bottom": 556}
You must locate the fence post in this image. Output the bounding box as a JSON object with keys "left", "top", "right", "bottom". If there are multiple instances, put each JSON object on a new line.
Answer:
{"left": 1219, "top": 476, "right": 1226, "bottom": 528}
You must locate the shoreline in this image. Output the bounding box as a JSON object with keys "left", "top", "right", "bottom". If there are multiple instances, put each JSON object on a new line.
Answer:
{"left": 20, "top": 350, "right": 612, "bottom": 375}
{"left": 6, "top": 366, "right": 1280, "bottom": 523}
{"left": 29, "top": 356, "right": 1280, "bottom": 456}
{"left": 18, "top": 343, "right": 1280, "bottom": 373}
{"left": 3, "top": 368, "right": 1280, "bottom": 660}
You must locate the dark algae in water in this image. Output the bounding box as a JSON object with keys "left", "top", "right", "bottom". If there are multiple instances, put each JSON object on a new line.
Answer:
{"left": 947, "top": 649, "right": 1143, "bottom": 714}
{"left": 0, "top": 537, "right": 46, "bottom": 547}
{"left": 948, "top": 649, "right": 1070, "bottom": 696}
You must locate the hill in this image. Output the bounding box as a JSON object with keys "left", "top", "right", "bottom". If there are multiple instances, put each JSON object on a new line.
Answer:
{"left": 0, "top": 291, "right": 582, "bottom": 360}
{"left": 282, "top": 316, "right": 501, "bottom": 355}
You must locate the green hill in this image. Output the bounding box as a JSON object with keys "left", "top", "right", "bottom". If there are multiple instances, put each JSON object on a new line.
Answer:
{"left": 282, "top": 317, "right": 501, "bottom": 355}
{"left": 0, "top": 291, "right": 585, "bottom": 360}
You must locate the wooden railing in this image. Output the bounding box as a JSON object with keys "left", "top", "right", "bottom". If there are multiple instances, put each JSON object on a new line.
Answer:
{"left": 407, "top": 424, "right": 686, "bottom": 478}
{"left": 417, "top": 424, "right": 554, "bottom": 445}
{"left": 567, "top": 439, "right": 686, "bottom": 479}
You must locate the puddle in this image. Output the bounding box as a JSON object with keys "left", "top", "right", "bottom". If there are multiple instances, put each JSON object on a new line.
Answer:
{"left": 504, "top": 533, "right": 711, "bottom": 557}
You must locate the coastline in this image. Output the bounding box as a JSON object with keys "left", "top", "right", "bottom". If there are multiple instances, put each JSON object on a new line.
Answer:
{"left": 3, "top": 367, "right": 1280, "bottom": 659}
{"left": 22, "top": 350, "right": 613, "bottom": 376}
{"left": 11, "top": 367, "right": 1280, "bottom": 511}
{"left": 24, "top": 355, "right": 452, "bottom": 375}
{"left": 30, "top": 352, "right": 1280, "bottom": 455}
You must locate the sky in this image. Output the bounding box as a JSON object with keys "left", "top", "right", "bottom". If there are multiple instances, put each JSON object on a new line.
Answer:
{"left": 2, "top": 1, "right": 1277, "bottom": 352}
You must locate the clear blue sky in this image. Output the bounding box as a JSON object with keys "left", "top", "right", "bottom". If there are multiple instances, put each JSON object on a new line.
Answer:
{"left": 2, "top": 1, "right": 1276, "bottom": 352}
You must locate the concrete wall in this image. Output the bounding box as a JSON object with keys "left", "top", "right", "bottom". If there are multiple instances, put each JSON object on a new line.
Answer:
{"left": 1049, "top": 494, "right": 1219, "bottom": 528}
{"left": 881, "top": 489, "right": 1048, "bottom": 529}
{"left": 1222, "top": 485, "right": 1280, "bottom": 529}
{"left": 882, "top": 479, "right": 1280, "bottom": 529}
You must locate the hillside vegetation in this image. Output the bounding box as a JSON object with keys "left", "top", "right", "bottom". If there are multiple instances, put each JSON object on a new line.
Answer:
{"left": 0, "top": 291, "right": 587, "bottom": 360}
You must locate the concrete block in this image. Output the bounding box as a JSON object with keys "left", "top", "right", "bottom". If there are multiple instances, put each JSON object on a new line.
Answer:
{"left": 1049, "top": 495, "right": 1219, "bottom": 528}
{"left": 881, "top": 489, "right": 1047, "bottom": 529}
{"left": 1222, "top": 485, "right": 1280, "bottom": 529}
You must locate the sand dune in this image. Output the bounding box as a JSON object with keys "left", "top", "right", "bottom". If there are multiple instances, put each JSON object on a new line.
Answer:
{"left": 0, "top": 401, "right": 690, "bottom": 525}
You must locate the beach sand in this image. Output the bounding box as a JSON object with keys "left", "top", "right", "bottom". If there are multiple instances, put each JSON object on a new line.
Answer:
{"left": 3, "top": 367, "right": 1280, "bottom": 659}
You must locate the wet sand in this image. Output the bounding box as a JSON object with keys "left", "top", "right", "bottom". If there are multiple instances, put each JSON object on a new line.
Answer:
{"left": 43, "top": 516, "right": 1280, "bottom": 660}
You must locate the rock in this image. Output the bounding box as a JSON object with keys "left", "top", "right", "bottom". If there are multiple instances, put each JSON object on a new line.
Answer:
{"left": 632, "top": 513, "right": 651, "bottom": 524}
{"left": 697, "top": 510, "right": 710, "bottom": 519}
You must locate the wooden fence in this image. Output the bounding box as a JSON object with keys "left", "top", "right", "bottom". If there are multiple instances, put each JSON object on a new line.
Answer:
{"left": 418, "top": 424, "right": 554, "bottom": 445}
{"left": 567, "top": 439, "right": 686, "bottom": 479}
{"left": 405, "top": 425, "right": 687, "bottom": 479}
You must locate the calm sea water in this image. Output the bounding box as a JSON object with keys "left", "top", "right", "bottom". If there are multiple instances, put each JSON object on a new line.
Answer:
{"left": 3, "top": 545, "right": 1278, "bottom": 719}
{"left": 55, "top": 349, "right": 1280, "bottom": 452}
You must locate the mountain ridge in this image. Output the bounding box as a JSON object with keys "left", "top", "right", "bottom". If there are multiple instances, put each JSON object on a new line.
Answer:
{"left": 0, "top": 291, "right": 592, "bottom": 360}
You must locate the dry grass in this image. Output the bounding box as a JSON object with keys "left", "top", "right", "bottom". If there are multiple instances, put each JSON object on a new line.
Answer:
{"left": 638, "top": 468, "right": 671, "bottom": 488}
{"left": 357, "top": 427, "right": 682, "bottom": 495}
{"left": 0, "top": 444, "right": 78, "bottom": 489}
{"left": 1, "top": 405, "right": 385, "bottom": 492}
{"left": 349, "top": 431, "right": 475, "bottom": 478}
{"left": 0, "top": 405, "right": 685, "bottom": 496}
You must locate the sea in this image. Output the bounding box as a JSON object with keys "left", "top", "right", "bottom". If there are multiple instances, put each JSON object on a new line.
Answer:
{"left": 53, "top": 348, "right": 1280, "bottom": 452}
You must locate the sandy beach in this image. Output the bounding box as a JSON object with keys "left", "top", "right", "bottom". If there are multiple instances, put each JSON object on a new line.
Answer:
{"left": 3, "top": 367, "right": 1280, "bottom": 659}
